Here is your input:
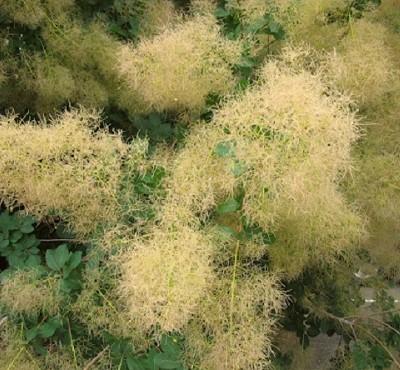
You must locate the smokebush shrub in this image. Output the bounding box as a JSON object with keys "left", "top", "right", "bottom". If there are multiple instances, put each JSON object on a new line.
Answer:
{"left": 0, "top": 1, "right": 399, "bottom": 370}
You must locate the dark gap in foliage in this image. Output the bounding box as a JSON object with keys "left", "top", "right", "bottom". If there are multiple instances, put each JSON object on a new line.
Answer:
{"left": 104, "top": 106, "right": 188, "bottom": 145}
{"left": 173, "top": 0, "right": 191, "bottom": 11}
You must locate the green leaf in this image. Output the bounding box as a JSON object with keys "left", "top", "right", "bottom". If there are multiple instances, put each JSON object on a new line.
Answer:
{"left": 216, "top": 225, "right": 238, "bottom": 239}
{"left": 369, "top": 344, "right": 392, "bottom": 369}
{"left": 216, "top": 198, "right": 241, "bottom": 214}
{"left": 109, "top": 23, "right": 129, "bottom": 38}
{"left": 214, "top": 141, "right": 236, "bottom": 158}
{"left": 352, "top": 342, "right": 370, "bottom": 370}
{"left": 7, "top": 254, "right": 27, "bottom": 268}
{"left": 153, "top": 353, "right": 181, "bottom": 369}
{"left": 10, "top": 230, "right": 23, "bottom": 243}
{"left": 262, "top": 232, "right": 276, "bottom": 245}
{"left": 46, "top": 244, "right": 70, "bottom": 271}
{"left": 18, "top": 234, "right": 39, "bottom": 249}
{"left": 246, "top": 16, "right": 269, "bottom": 33}
{"left": 236, "top": 56, "right": 256, "bottom": 69}
{"left": 26, "top": 327, "right": 39, "bottom": 342}
{"left": 0, "top": 239, "right": 9, "bottom": 249}
{"left": 267, "top": 20, "right": 285, "bottom": 40}
{"left": 63, "top": 251, "right": 82, "bottom": 277}
{"left": 60, "top": 270, "right": 82, "bottom": 293}
{"left": 126, "top": 358, "right": 141, "bottom": 370}
{"left": 31, "top": 339, "right": 47, "bottom": 356}
{"left": 39, "top": 318, "right": 62, "bottom": 338}
{"left": 231, "top": 160, "right": 247, "bottom": 177}
{"left": 20, "top": 223, "right": 34, "bottom": 234}
{"left": 214, "top": 7, "right": 230, "bottom": 18}
{"left": 0, "top": 212, "right": 18, "bottom": 231}
{"left": 126, "top": 357, "right": 149, "bottom": 370}
{"left": 160, "top": 335, "right": 181, "bottom": 357}
{"left": 25, "top": 254, "right": 41, "bottom": 268}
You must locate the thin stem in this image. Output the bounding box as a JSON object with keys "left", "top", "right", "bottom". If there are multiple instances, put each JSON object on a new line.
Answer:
{"left": 39, "top": 238, "right": 88, "bottom": 243}
{"left": 7, "top": 348, "right": 24, "bottom": 370}
{"left": 228, "top": 240, "right": 240, "bottom": 365}
{"left": 23, "top": 348, "right": 41, "bottom": 370}
{"left": 67, "top": 318, "right": 78, "bottom": 370}
{"left": 358, "top": 325, "right": 400, "bottom": 369}
{"left": 345, "top": 308, "right": 400, "bottom": 320}
{"left": 83, "top": 346, "right": 109, "bottom": 370}
{"left": 366, "top": 317, "right": 400, "bottom": 338}
{"left": 317, "top": 307, "right": 400, "bottom": 369}
{"left": 0, "top": 316, "right": 8, "bottom": 327}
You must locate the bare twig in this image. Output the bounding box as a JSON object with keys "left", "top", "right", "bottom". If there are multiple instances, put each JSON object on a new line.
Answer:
{"left": 67, "top": 318, "right": 78, "bottom": 370}
{"left": 344, "top": 308, "right": 400, "bottom": 320}
{"left": 83, "top": 346, "right": 110, "bottom": 370}
{"left": 358, "top": 325, "right": 400, "bottom": 369}
{"left": 39, "top": 238, "right": 88, "bottom": 244}
{"left": 366, "top": 316, "right": 400, "bottom": 338}
{"left": 0, "top": 316, "right": 8, "bottom": 328}
{"left": 314, "top": 308, "right": 400, "bottom": 368}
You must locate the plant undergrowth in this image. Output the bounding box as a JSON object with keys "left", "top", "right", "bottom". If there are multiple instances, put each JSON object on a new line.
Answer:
{"left": 0, "top": 0, "right": 400, "bottom": 369}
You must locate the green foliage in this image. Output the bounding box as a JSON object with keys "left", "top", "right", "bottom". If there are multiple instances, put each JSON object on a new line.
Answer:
{"left": 132, "top": 113, "right": 176, "bottom": 143}
{"left": 281, "top": 266, "right": 363, "bottom": 347}
{"left": 0, "top": 211, "right": 40, "bottom": 273}
{"left": 0, "top": 1, "right": 399, "bottom": 369}
{"left": 119, "top": 163, "right": 167, "bottom": 225}
{"left": 350, "top": 340, "right": 392, "bottom": 370}
{"left": 214, "top": 140, "right": 236, "bottom": 158}
{"left": 346, "top": 0, "right": 382, "bottom": 20}
{"left": 107, "top": 0, "right": 146, "bottom": 41}
{"left": 46, "top": 244, "right": 83, "bottom": 293}
{"left": 242, "top": 221, "right": 276, "bottom": 245}
{"left": 245, "top": 13, "right": 285, "bottom": 39}
{"left": 104, "top": 333, "right": 186, "bottom": 370}
{"left": 215, "top": 2, "right": 285, "bottom": 40}
{"left": 129, "top": 335, "right": 185, "bottom": 370}
{"left": 25, "top": 317, "right": 65, "bottom": 355}
{"left": 216, "top": 198, "right": 241, "bottom": 214}
{"left": 134, "top": 167, "right": 166, "bottom": 197}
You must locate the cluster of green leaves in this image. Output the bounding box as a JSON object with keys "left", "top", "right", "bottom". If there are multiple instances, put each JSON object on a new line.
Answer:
{"left": 347, "top": 290, "right": 400, "bottom": 370}
{"left": 107, "top": 109, "right": 188, "bottom": 146}
{"left": 213, "top": 140, "right": 277, "bottom": 247}
{"left": 351, "top": 341, "right": 392, "bottom": 370}
{"left": 133, "top": 167, "right": 166, "bottom": 198}
{"left": 0, "top": 211, "right": 83, "bottom": 359}
{"left": 214, "top": 1, "right": 285, "bottom": 91}
{"left": 120, "top": 164, "right": 167, "bottom": 226}
{"left": 214, "top": 140, "right": 247, "bottom": 178}
{"left": 0, "top": 209, "right": 84, "bottom": 288}
{"left": 325, "top": 0, "right": 382, "bottom": 24}
{"left": 281, "top": 266, "right": 362, "bottom": 347}
{"left": 46, "top": 244, "right": 83, "bottom": 294}
{"left": 105, "top": 333, "right": 186, "bottom": 370}
{"left": 215, "top": 3, "right": 285, "bottom": 40}
{"left": 76, "top": 0, "right": 146, "bottom": 41}
{"left": 275, "top": 266, "right": 400, "bottom": 370}
{"left": 0, "top": 211, "right": 40, "bottom": 275}
{"left": 25, "top": 316, "right": 66, "bottom": 355}
{"left": 133, "top": 113, "right": 176, "bottom": 144}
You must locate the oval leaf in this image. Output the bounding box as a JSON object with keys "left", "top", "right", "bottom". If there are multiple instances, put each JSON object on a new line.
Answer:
{"left": 216, "top": 198, "right": 240, "bottom": 215}
{"left": 46, "top": 244, "right": 70, "bottom": 271}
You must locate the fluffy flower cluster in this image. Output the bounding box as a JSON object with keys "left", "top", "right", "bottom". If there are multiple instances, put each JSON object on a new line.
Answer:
{"left": 117, "top": 16, "right": 242, "bottom": 114}
{"left": 0, "top": 109, "right": 127, "bottom": 235}
{"left": 160, "top": 47, "right": 364, "bottom": 277}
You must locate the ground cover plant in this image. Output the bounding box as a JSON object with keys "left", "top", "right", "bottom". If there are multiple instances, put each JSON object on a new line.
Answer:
{"left": 0, "top": 0, "right": 400, "bottom": 369}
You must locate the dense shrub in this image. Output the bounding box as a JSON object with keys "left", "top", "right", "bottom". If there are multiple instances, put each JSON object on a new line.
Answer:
{"left": 117, "top": 16, "right": 242, "bottom": 115}
{"left": 0, "top": 1, "right": 399, "bottom": 370}
{"left": 0, "top": 110, "right": 127, "bottom": 235}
